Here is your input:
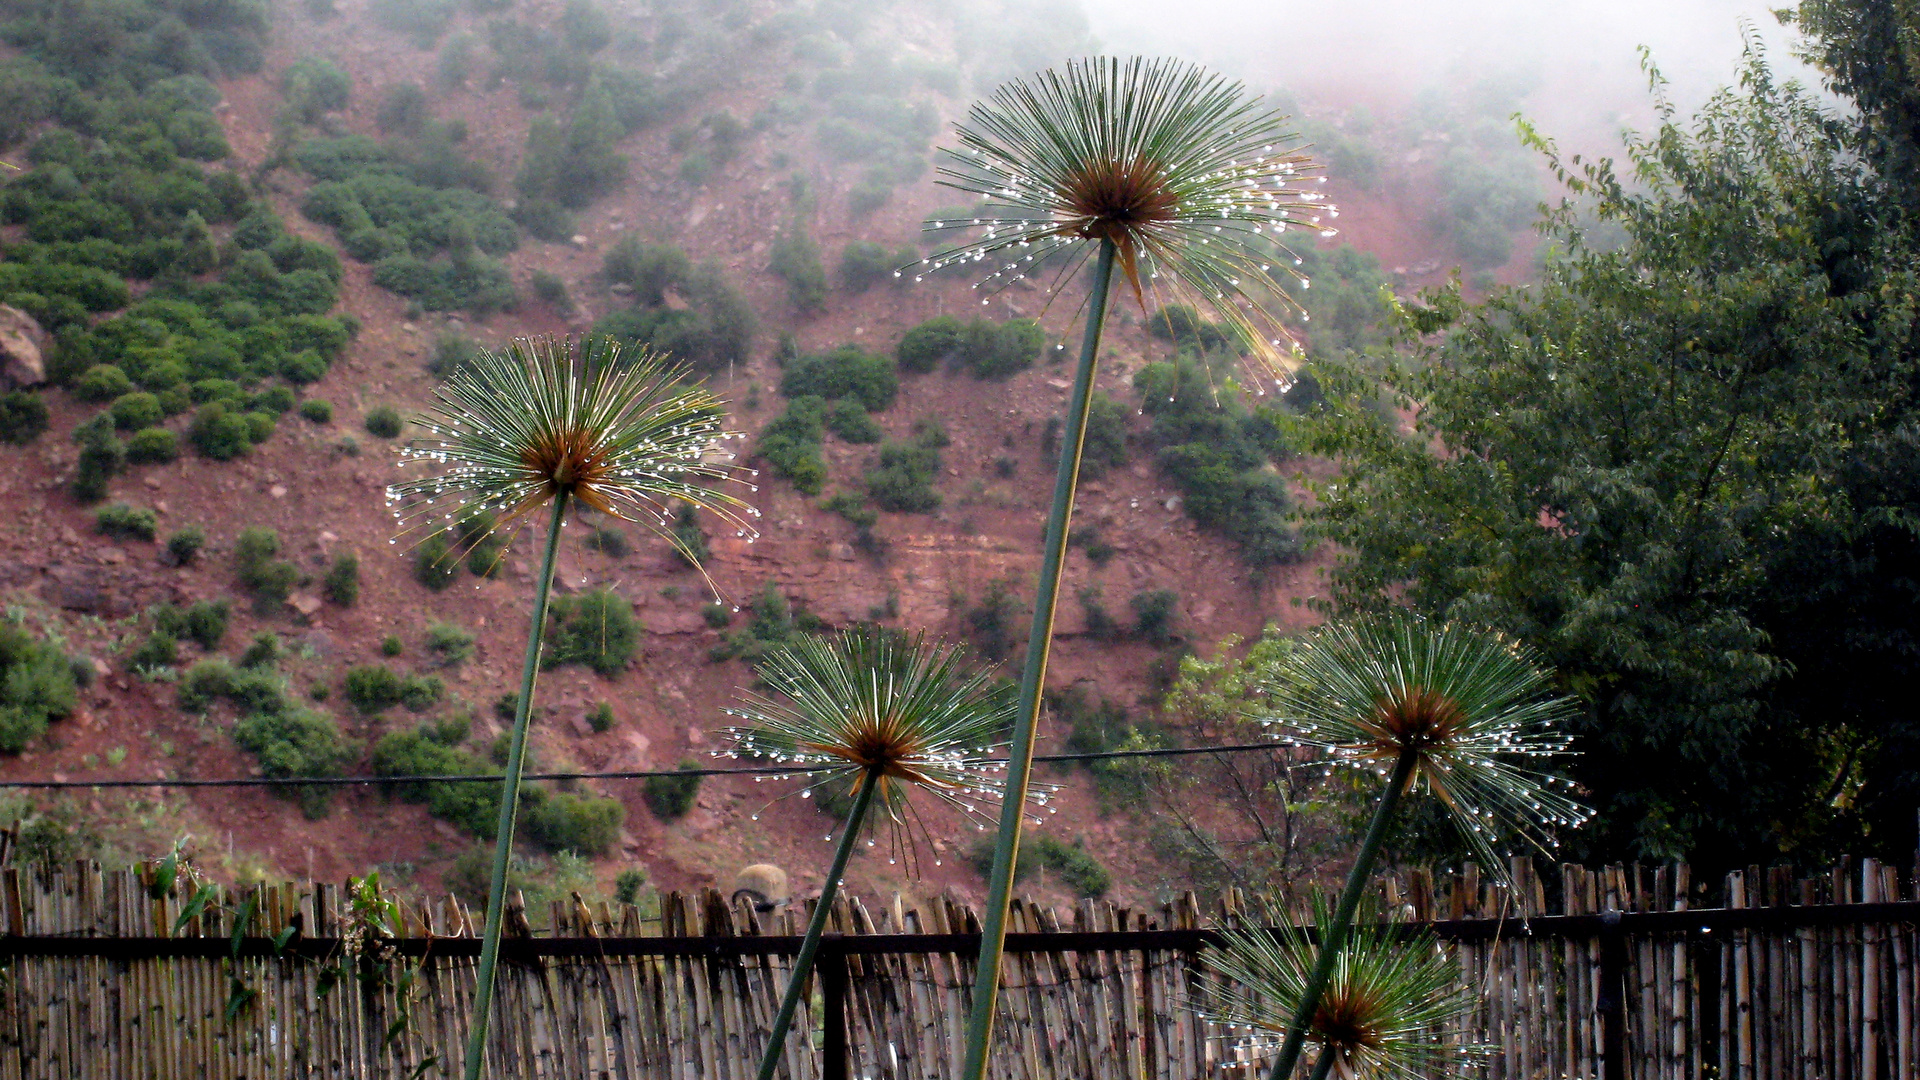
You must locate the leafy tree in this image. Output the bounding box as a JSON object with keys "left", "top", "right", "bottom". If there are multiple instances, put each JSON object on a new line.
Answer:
{"left": 1301, "top": 42, "right": 1920, "bottom": 869}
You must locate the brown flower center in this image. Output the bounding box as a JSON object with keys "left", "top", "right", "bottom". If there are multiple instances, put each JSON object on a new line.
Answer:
{"left": 1054, "top": 155, "right": 1179, "bottom": 247}
{"left": 1312, "top": 985, "right": 1386, "bottom": 1053}
{"left": 1367, "top": 685, "right": 1466, "bottom": 749}
{"left": 521, "top": 427, "right": 615, "bottom": 513}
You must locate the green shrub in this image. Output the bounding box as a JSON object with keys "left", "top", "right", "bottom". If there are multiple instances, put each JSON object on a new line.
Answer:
{"left": 530, "top": 270, "right": 572, "bottom": 313}
{"left": 584, "top": 524, "right": 629, "bottom": 558}
{"left": 1068, "top": 525, "right": 1116, "bottom": 567}
{"left": 825, "top": 397, "right": 882, "bottom": 443}
{"left": 864, "top": 421, "right": 946, "bottom": 513}
{"left": 109, "top": 392, "right": 162, "bottom": 431}
{"left": 125, "top": 427, "right": 178, "bottom": 464}
{"left": 896, "top": 316, "right": 964, "bottom": 373}
{"left": 427, "top": 336, "right": 483, "bottom": 380}
{"left": 373, "top": 722, "right": 501, "bottom": 836}
{"left": 0, "top": 392, "right": 48, "bottom": 444}
{"left": 154, "top": 599, "right": 229, "bottom": 650}
{"left": 544, "top": 589, "right": 637, "bottom": 676}
{"left": 587, "top": 702, "right": 615, "bottom": 733}
{"left": 614, "top": 868, "right": 648, "bottom": 906}
{"left": 364, "top": 405, "right": 403, "bottom": 438}
{"left": 411, "top": 531, "right": 461, "bottom": 591}
{"left": 755, "top": 396, "right": 829, "bottom": 494}
{"left": 965, "top": 579, "right": 1021, "bottom": 662}
{"left": 189, "top": 403, "right": 255, "bottom": 460}
{"left": 670, "top": 505, "right": 708, "bottom": 566}
{"left": 401, "top": 673, "right": 443, "bottom": 712}
{"left": 701, "top": 603, "right": 731, "bottom": 628}
{"left": 381, "top": 635, "right": 404, "bottom": 657}
{"left": 343, "top": 664, "right": 407, "bottom": 715}
{"left": 70, "top": 419, "right": 124, "bottom": 502}
{"left": 126, "top": 631, "right": 177, "bottom": 672}
{"left": 300, "top": 399, "right": 333, "bottom": 423}
{"left": 960, "top": 317, "right": 1046, "bottom": 378}
{"left": 75, "top": 365, "right": 134, "bottom": 403}
{"left": 94, "top": 503, "right": 157, "bottom": 541}
{"left": 0, "top": 622, "right": 78, "bottom": 752}
{"left": 235, "top": 527, "right": 299, "bottom": 609}
{"left": 1147, "top": 303, "right": 1239, "bottom": 353}
{"left": 1130, "top": 589, "right": 1180, "bottom": 647}
{"left": 176, "top": 658, "right": 236, "bottom": 713}
{"left": 965, "top": 833, "right": 1110, "bottom": 897}
{"left": 165, "top": 527, "right": 205, "bottom": 565}
{"left": 642, "top": 760, "right": 702, "bottom": 821}
{"left": 426, "top": 622, "right": 474, "bottom": 665}
{"left": 527, "top": 792, "right": 624, "bottom": 855}
{"left": 770, "top": 228, "right": 828, "bottom": 313}
{"left": 838, "top": 241, "right": 911, "bottom": 292}
{"left": 779, "top": 345, "right": 896, "bottom": 411}
{"left": 232, "top": 706, "right": 357, "bottom": 818}
{"left": 324, "top": 553, "right": 359, "bottom": 605}
{"left": 238, "top": 631, "right": 280, "bottom": 669}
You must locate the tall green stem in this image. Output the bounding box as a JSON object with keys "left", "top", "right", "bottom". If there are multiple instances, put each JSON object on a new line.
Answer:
{"left": 960, "top": 239, "right": 1117, "bottom": 1080}
{"left": 462, "top": 493, "right": 569, "bottom": 1080}
{"left": 1265, "top": 746, "right": 1418, "bottom": 1080}
{"left": 755, "top": 766, "right": 882, "bottom": 1080}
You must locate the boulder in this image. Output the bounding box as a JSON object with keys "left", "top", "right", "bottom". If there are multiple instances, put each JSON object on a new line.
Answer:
{"left": 0, "top": 306, "right": 47, "bottom": 387}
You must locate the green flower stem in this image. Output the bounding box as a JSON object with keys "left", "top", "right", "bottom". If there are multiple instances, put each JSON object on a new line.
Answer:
{"left": 960, "top": 237, "right": 1117, "bottom": 1080}
{"left": 463, "top": 492, "right": 569, "bottom": 1080}
{"left": 755, "top": 765, "right": 882, "bottom": 1080}
{"left": 1265, "top": 746, "right": 1418, "bottom": 1080}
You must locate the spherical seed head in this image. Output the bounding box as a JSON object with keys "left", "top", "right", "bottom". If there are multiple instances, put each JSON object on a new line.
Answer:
{"left": 386, "top": 335, "right": 756, "bottom": 580}
{"left": 922, "top": 55, "right": 1334, "bottom": 378}
{"left": 722, "top": 627, "right": 1041, "bottom": 860}
{"left": 1256, "top": 612, "right": 1591, "bottom": 877}
{"left": 1199, "top": 897, "right": 1488, "bottom": 1079}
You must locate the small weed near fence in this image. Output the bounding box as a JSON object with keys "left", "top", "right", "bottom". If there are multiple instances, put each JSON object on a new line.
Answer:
{"left": 0, "top": 849, "right": 1913, "bottom": 1079}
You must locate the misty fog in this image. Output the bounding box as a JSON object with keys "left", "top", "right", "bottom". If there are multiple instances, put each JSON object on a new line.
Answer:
{"left": 1079, "top": 0, "right": 1816, "bottom": 151}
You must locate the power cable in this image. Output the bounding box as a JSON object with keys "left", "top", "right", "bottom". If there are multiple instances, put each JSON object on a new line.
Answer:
{"left": 0, "top": 742, "right": 1296, "bottom": 790}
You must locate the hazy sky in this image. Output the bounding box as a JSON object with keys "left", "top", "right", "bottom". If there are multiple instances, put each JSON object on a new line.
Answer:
{"left": 1079, "top": 0, "right": 1816, "bottom": 147}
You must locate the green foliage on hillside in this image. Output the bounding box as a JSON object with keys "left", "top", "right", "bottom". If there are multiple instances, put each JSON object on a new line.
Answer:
{"left": 593, "top": 238, "right": 754, "bottom": 372}
{"left": 864, "top": 418, "right": 947, "bottom": 513}
{"left": 894, "top": 315, "right": 1047, "bottom": 377}
{"left": 1134, "top": 357, "right": 1303, "bottom": 566}
{"left": 0, "top": 621, "right": 78, "bottom": 753}
{"left": 779, "top": 345, "right": 896, "bottom": 410}
{"left": 543, "top": 589, "right": 637, "bottom": 676}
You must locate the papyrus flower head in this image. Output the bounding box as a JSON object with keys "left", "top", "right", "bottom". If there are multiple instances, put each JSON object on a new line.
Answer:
{"left": 1256, "top": 613, "right": 1590, "bottom": 874}
{"left": 919, "top": 55, "right": 1336, "bottom": 379}
{"left": 1202, "top": 899, "right": 1485, "bottom": 1080}
{"left": 721, "top": 628, "right": 1050, "bottom": 864}
{"left": 386, "top": 335, "right": 758, "bottom": 570}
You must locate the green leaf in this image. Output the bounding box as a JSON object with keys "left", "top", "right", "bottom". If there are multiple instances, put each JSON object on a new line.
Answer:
{"left": 173, "top": 884, "right": 218, "bottom": 935}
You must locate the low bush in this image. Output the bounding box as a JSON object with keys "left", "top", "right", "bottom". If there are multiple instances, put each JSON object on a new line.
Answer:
{"left": 754, "top": 395, "right": 828, "bottom": 495}
{"left": 864, "top": 420, "right": 947, "bottom": 513}
{"left": 425, "top": 622, "right": 474, "bottom": 665}
{"left": 232, "top": 706, "right": 357, "bottom": 818}
{"left": 895, "top": 315, "right": 964, "bottom": 373}
{"left": 526, "top": 792, "right": 624, "bottom": 855}
{"left": 70, "top": 419, "right": 124, "bottom": 502}
{"left": 1130, "top": 589, "right": 1180, "bottom": 647}
{"left": 544, "top": 589, "right": 638, "bottom": 676}
{"left": 110, "top": 392, "right": 162, "bottom": 431}
{"left": 94, "top": 503, "right": 157, "bottom": 542}
{"left": 300, "top": 399, "right": 333, "bottom": 423}
{"left": 1147, "top": 303, "right": 1240, "bottom": 353}
{"left": 770, "top": 228, "right": 828, "bottom": 314}
{"left": 125, "top": 631, "right": 177, "bottom": 672}
{"left": 165, "top": 527, "right": 205, "bottom": 565}
{"left": 587, "top": 702, "right": 615, "bottom": 733}
{"left": 412, "top": 532, "right": 461, "bottom": 591}
{"left": 642, "top": 760, "right": 702, "bottom": 821}
{"left": 964, "top": 579, "right": 1021, "bottom": 663}
{"left": 153, "top": 599, "right": 229, "bottom": 650}
{"left": 189, "top": 403, "right": 256, "bottom": 460}
{"left": 0, "top": 622, "right": 79, "bottom": 752}
{"left": 779, "top": 345, "right": 896, "bottom": 411}
{"left": 342, "top": 664, "right": 416, "bottom": 715}
{"left": 825, "top": 397, "right": 882, "bottom": 443}
{"left": 239, "top": 632, "right": 280, "bottom": 669}
{"left": 371, "top": 718, "right": 499, "bottom": 837}
{"left": 234, "top": 527, "right": 300, "bottom": 610}
{"left": 670, "top": 505, "right": 708, "bottom": 566}
{"left": 364, "top": 406, "right": 403, "bottom": 439}
{"left": 530, "top": 270, "right": 572, "bottom": 313}
{"left": 125, "top": 427, "right": 178, "bottom": 464}
{"left": 838, "top": 241, "right": 912, "bottom": 292}
{"left": 0, "top": 392, "right": 48, "bottom": 444}
{"left": 324, "top": 553, "right": 359, "bottom": 606}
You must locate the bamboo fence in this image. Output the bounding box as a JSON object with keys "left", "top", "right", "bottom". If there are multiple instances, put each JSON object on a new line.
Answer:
{"left": 0, "top": 854, "right": 1912, "bottom": 1078}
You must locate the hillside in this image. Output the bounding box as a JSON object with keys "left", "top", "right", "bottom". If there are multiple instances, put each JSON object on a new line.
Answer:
{"left": 0, "top": 0, "right": 1545, "bottom": 912}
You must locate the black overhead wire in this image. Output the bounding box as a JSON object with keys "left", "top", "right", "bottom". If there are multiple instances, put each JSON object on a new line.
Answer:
{"left": 0, "top": 742, "right": 1298, "bottom": 790}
